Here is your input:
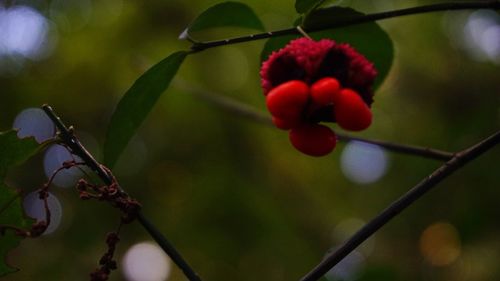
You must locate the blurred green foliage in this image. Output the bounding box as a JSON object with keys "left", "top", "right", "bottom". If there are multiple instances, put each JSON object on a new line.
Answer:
{"left": 0, "top": 0, "right": 499, "bottom": 281}
{"left": 0, "top": 130, "right": 40, "bottom": 275}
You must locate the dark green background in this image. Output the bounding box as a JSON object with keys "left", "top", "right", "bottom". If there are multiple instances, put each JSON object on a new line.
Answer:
{"left": 1, "top": 0, "right": 499, "bottom": 280}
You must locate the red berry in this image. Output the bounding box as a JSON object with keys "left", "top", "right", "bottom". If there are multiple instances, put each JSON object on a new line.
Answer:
{"left": 334, "top": 89, "right": 372, "bottom": 131}
{"left": 310, "top": 77, "right": 341, "bottom": 106}
{"left": 272, "top": 116, "right": 300, "bottom": 130}
{"left": 289, "top": 124, "right": 337, "bottom": 156}
{"left": 266, "top": 80, "right": 309, "bottom": 124}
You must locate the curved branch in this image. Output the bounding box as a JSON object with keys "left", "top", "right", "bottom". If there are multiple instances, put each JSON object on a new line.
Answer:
{"left": 300, "top": 129, "right": 500, "bottom": 281}
{"left": 190, "top": 1, "right": 500, "bottom": 51}
{"left": 174, "top": 80, "right": 455, "bottom": 161}
{"left": 41, "top": 105, "right": 203, "bottom": 281}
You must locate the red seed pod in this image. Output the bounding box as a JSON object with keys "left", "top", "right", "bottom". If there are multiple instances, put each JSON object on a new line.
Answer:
{"left": 289, "top": 124, "right": 337, "bottom": 156}
{"left": 335, "top": 89, "right": 372, "bottom": 131}
{"left": 272, "top": 116, "right": 301, "bottom": 130}
{"left": 310, "top": 77, "right": 341, "bottom": 106}
{"left": 260, "top": 38, "right": 377, "bottom": 105}
{"left": 266, "top": 80, "right": 309, "bottom": 124}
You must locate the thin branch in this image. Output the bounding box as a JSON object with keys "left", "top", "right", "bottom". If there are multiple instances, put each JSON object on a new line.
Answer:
{"left": 41, "top": 105, "right": 203, "bottom": 281}
{"left": 300, "top": 129, "right": 500, "bottom": 281}
{"left": 174, "top": 80, "right": 273, "bottom": 126}
{"left": 336, "top": 135, "right": 454, "bottom": 161}
{"left": 174, "top": 80, "right": 455, "bottom": 161}
{"left": 190, "top": 1, "right": 500, "bottom": 51}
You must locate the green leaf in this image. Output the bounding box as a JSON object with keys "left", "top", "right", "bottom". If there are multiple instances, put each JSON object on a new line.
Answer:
{"left": 0, "top": 184, "right": 33, "bottom": 276}
{"left": 104, "top": 51, "right": 188, "bottom": 167}
{"left": 295, "top": 0, "right": 326, "bottom": 14}
{"left": 0, "top": 130, "right": 42, "bottom": 178}
{"left": 260, "top": 7, "right": 393, "bottom": 90}
{"left": 0, "top": 130, "right": 40, "bottom": 276}
{"left": 186, "top": 1, "right": 264, "bottom": 33}
{"left": 302, "top": 5, "right": 366, "bottom": 29}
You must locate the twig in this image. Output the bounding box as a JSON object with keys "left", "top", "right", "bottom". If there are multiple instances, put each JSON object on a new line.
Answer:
{"left": 296, "top": 26, "right": 312, "bottom": 39}
{"left": 174, "top": 80, "right": 455, "bottom": 161}
{"left": 190, "top": 1, "right": 500, "bottom": 51}
{"left": 41, "top": 105, "right": 203, "bottom": 281}
{"left": 336, "top": 135, "right": 454, "bottom": 161}
{"left": 174, "top": 80, "right": 273, "bottom": 126}
{"left": 300, "top": 129, "right": 500, "bottom": 281}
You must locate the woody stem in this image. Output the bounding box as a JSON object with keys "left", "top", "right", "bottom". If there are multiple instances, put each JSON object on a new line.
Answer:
{"left": 300, "top": 129, "right": 500, "bottom": 281}
{"left": 190, "top": 1, "right": 500, "bottom": 51}
{"left": 41, "top": 105, "right": 203, "bottom": 281}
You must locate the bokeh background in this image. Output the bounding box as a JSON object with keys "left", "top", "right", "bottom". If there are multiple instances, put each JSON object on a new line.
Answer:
{"left": 1, "top": 0, "right": 500, "bottom": 280}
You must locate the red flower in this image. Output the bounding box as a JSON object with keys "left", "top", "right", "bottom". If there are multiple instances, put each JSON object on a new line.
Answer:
{"left": 260, "top": 38, "right": 377, "bottom": 157}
